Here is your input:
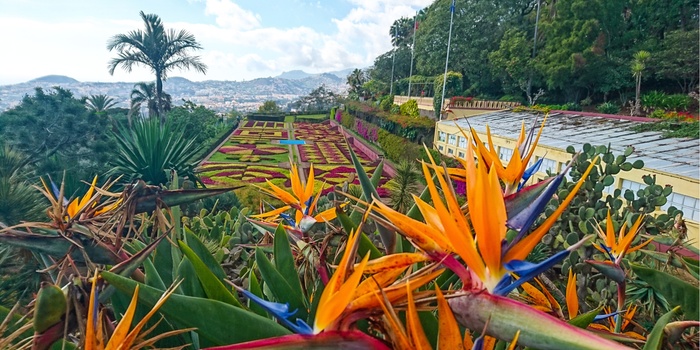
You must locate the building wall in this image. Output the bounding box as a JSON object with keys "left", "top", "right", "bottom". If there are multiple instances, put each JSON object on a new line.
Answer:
{"left": 433, "top": 122, "right": 700, "bottom": 247}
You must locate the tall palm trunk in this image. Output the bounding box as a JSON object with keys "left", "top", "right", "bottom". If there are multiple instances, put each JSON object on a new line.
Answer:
{"left": 156, "top": 72, "right": 164, "bottom": 125}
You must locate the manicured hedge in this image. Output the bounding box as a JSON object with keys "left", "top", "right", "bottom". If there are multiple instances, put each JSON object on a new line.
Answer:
{"left": 339, "top": 110, "right": 420, "bottom": 163}
{"left": 344, "top": 100, "right": 434, "bottom": 145}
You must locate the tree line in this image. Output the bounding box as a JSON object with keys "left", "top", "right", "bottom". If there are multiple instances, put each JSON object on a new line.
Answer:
{"left": 352, "top": 0, "right": 698, "bottom": 106}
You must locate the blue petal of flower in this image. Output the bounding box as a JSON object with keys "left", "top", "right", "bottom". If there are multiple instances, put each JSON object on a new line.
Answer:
{"left": 506, "top": 174, "right": 562, "bottom": 246}
{"left": 279, "top": 212, "right": 297, "bottom": 228}
{"left": 236, "top": 286, "right": 313, "bottom": 335}
{"left": 48, "top": 176, "right": 68, "bottom": 204}
{"left": 496, "top": 249, "right": 570, "bottom": 296}
{"left": 303, "top": 196, "right": 314, "bottom": 216}
{"left": 594, "top": 311, "right": 619, "bottom": 321}
{"left": 518, "top": 157, "right": 544, "bottom": 191}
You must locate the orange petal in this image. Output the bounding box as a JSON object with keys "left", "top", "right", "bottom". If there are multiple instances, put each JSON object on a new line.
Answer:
{"left": 358, "top": 253, "right": 429, "bottom": 275}
{"left": 105, "top": 285, "right": 140, "bottom": 350}
{"left": 436, "top": 287, "right": 464, "bottom": 350}
{"left": 566, "top": 269, "right": 579, "bottom": 319}
{"left": 406, "top": 283, "right": 431, "bottom": 350}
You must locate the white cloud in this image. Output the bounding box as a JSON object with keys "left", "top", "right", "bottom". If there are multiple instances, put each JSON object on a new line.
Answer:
{"left": 0, "top": 0, "right": 433, "bottom": 84}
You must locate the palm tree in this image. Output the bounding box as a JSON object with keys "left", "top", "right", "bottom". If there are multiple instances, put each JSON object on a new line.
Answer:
{"left": 390, "top": 17, "right": 412, "bottom": 48}
{"left": 346, "top": 69, "right": 367, "bottom": 97}
{"left": 128, "top": 82, "right": 172, "bottom": 127}
{"left": 85, "top": 94, "right": 118, "bottom": 113}
{"left": 631, "top": 50, "right": 651, "bottom": 116}
{"left": 107, "top": 11, "right": 207, "bottom": 124}
{"left": 385, "top": 160, "right": 422, "bottom": 213}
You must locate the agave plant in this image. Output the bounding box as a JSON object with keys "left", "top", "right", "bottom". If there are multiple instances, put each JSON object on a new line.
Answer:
{"left": 109, "top": 118, "right": 204, "bottom": 186}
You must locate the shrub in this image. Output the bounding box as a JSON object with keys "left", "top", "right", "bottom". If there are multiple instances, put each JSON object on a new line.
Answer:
{"left": 562, "top": 102, "right": 582, "bottom": 111}
{"left": 641, "top": 90, "right": 667, "bottom": 110}
{"left": 499, "top": 95, "right": 524, "bottom": 103}
{"left": 390, "top": 104, "right": 401, "bottom": 114}
{"left": 596, "top": 102, "right": 620, "bottom": 114}
{"left": 580, "top": 96, "right": 593, "bottom": 106}
{"left": 662, "top": 94, "right": 693, "bottom": 111}
{"left": 379, "top": 95, "right": 394, "bottom": 111}
{"left": 377, "top": 129, "right": 421, "bottom": 163}
{"left": 649, "top": 109, "right": 666, "bottom": 119}
{"left": 399, "top": 99, "right": 420, "bottom": 117}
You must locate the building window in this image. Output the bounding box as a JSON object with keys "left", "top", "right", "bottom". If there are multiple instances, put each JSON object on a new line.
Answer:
{"left": 438, "top": 131, "right": 446, "bottom": 142}
{"left": 499, "top": 147, "right": 513, "bottom": 163}
{"left": 458, "top": 151, "right": 465, "bottom": 159}
{"left": 662, "top": 192, "right": 700, "bottom": 222}
{"left": 458, "top": 136, "right": 467, "bottom": 148}
{"left": 541, "top": 158, "right": 558, "bottom": 174}
{"left": 448, "top": 134, "right": 457, "bottom": 145}
{"left": 448, "top": 148, "right": 454, "bottom": 155}
{"left": 620, "top": 179, "right": 644, "bottom": 194}
{"left": 438, "top": 145, "right": 444, "bottom": 151}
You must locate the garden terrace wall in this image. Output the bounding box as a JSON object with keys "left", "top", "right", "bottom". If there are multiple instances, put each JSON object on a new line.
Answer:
{"left": 345, "top": 101, "right": 435, "bottom": 146}
{"left": 247, "top": 113, "right": 286, "bottom": 122}
{"left": 329, "top": 119, "right": 397, "bottom": 178}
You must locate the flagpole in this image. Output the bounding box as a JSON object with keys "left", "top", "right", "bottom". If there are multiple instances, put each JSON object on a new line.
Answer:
{"left": 439, "top": 0, "right": 455, "bottom": 121}
{"left": 389, "top": 26, "right": 397, "bottom": 96}
{"left": 407, "top": 12, "right": 417, "bottom": 100}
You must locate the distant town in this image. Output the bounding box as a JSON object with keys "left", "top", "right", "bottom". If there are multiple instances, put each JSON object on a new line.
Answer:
{"left": 0, "top": 69, "right": 351, "bottom": 113}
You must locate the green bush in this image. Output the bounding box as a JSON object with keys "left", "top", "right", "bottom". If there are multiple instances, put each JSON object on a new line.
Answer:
{"left": 596, "top": 102, "right": 620, "bottom": 114}
{"left": 641, "top": 90, "right": 667, "bottom": 110}
{"left": 499, "top": 95, "right": 525, "bottom": 103}
{"left": 377, "top": 129, "right": 421, "bottom": 162}
{"left": 662, "top": 94, "right": 693, "bottom": 111}
{"left": 399, "top": 99, "right": 420, "bottom": 117}
{"left": 562, "top": 102, "right": 582, "bottom": 111}
{"left": 379, "top": 95, "right": 394, "bottom": 111}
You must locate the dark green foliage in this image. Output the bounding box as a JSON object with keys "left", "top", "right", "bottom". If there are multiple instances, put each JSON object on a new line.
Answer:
{"left": 258, "top": 100, "right": 280, "bottom": 113}
{"left": 596, "top": 102, "right": 620, "bottom": 114}
{"left": 0, "top": 87, "right": 116, "bottom": 183}
{"left": 379, "top": 95, "right": 394, "bottom": 111}
{"left": 109, "top": 118, "right": 205, "bottom": 186}
{"left": 289, "top": 85, "right": 338, "bottom": 112}
{"left": 167, "top": 100, "right": 223, "bottom": 144}
{"left": 631, "top": 120, "right": 699, "bottom": 139}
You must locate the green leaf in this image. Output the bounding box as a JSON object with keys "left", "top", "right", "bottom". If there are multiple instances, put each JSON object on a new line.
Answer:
{"left": 348, "top": 143, "right": 394, "bottom": 252}
{"left": 632, "top": 160, "right": 644, "bottom": 169}
{"left": 179, "top": 240, "right": 243, "bottom": 308}
{"left": 272, "top": 224, "right": 304, "bottom": 301}
{"left": 143, "top": 257, "right": 167, "bottom": 290}
{"left": 247, "top": 269, "right": 267, "bottom": 317}
{"left": 569, "top": 306, "right": 603, "bottom": 328}
{"left": 255, "top": 248, "right": 308, "bottom": 320}
{"left": 336, "top": 205, "right": 382, "bottom": 259}
{"left": 101, "top": 271, "right": 291, "bottom": 348}
{"left": 632, "top": 264, "right": 698, "bottom": 320}
{"left": 184, "top": 230, "right": 227, "bottom": 282}
{"left": 176, "top": 257, "right": 206, "bottom": 298}
{"left": 642, "top": 306, "right": 680, "bottom": 350}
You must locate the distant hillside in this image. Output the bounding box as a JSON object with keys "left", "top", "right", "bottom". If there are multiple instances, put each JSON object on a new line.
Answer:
{"left": 277, "top": 70, "right": 311, "bottom": 80}
{"left": 0, "top": 73, "right": 347, "bottom": 112}
{"left": 29, "top": 75, "right": 79, "bottom": 84}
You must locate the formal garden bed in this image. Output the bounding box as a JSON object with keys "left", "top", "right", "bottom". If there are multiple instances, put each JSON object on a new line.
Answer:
{"left": 198, "top": 119, "right": 392, "bottom": 197}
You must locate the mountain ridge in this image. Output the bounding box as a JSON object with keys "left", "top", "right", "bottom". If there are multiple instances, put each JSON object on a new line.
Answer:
{"left": 0, "top": 73, "right": 347, "bottom": 112}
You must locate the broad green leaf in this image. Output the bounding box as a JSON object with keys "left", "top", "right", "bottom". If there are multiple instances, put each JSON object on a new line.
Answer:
{"left": 184, "top": 230, "right": 227, "bottom": 282}
{"left": 179, "top": 241, "right": 243, "bottom": 308}
{"left": 348, "top": 144, "right": 395, "bottom": 252}
{"left": 272, "top": 224, "right": 304, "bottom": 300}
{"left": 176, "top": 257, "right": 206, "bottom": 299}
{"left": 349, "top": 160, "right": 384, "bottom": 222}
{"left": 133, "top": 187, "right": 240, "bottom": 214}
{"left": 101, "top": 272, "right": 291, "bottom": 348}
{"left": 0, "top": 230, "right": 119, "bottom": 264}
{"left": 247, "top": 269, "right": 267, "bottom": 317}
{"left": 143, "top": 257, "right": 167, "bottom": 290}
{"left": 569, "top": 306, "right": 603, "bottom": 329}
{"left": 255, "top": 248, "right": 308, "bottom": 321}
{"left": 642, "top": 306, "right": 680, "bottom": 350}
{"left": 153, "top": 235, "right": 175, "bottom": 286}
{"left": 632, "top": 264, "right": 698, "bottom": 320}
{"left": 405, "top": 175, "right": 433, "bottom": 221}
{"left": 307, "top": 279, "right": 325, "bottom": 326}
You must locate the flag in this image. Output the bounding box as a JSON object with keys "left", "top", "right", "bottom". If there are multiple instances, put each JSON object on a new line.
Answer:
{"left": 414, "top": 20, "right": 419, "bottom": 30}
{"left": 450, "top": 0, "right": 456, "bottom": 13}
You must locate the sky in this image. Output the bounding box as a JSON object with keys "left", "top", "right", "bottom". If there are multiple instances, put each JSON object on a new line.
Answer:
{"left": 0, "top": 0, "right": 432, "bottom": 84}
